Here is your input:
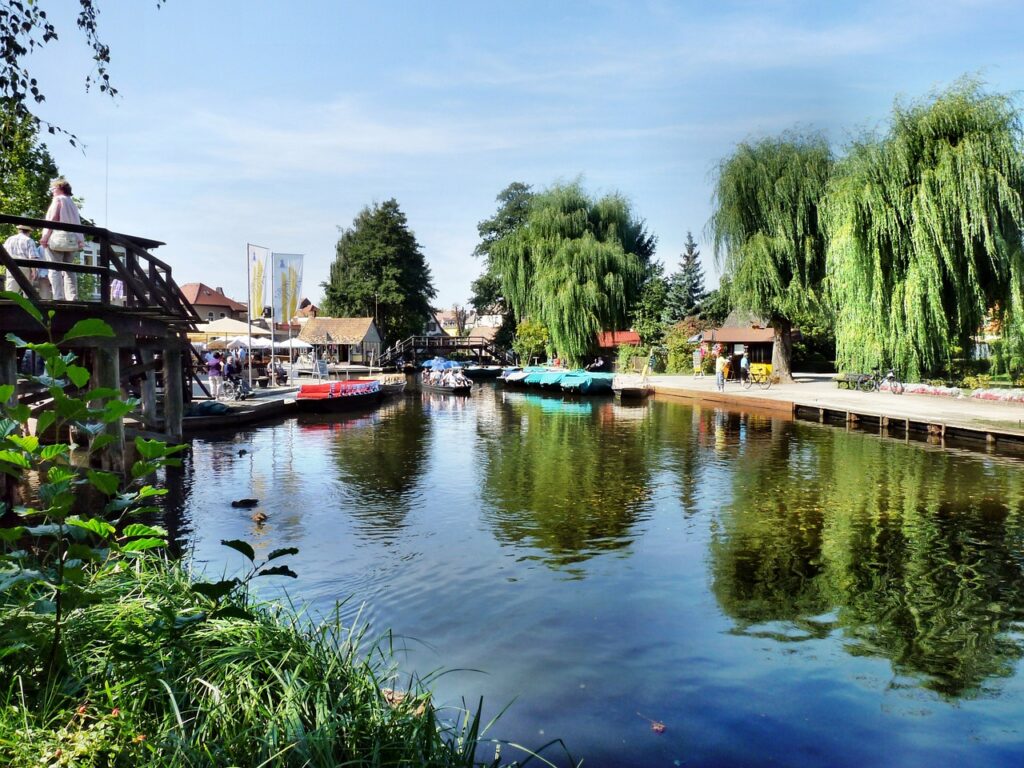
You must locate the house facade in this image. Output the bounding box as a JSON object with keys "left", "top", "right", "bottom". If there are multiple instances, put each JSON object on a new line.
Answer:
{"left": 297, "top": 317, "right": 382, "bottom": 364}
{"left": 181, "top": 282, "right": 247, "bottom": 322}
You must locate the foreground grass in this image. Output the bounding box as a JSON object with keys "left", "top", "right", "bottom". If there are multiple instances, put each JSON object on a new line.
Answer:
{"left": 0, "top": 555, "right": 556, "bottom": 767}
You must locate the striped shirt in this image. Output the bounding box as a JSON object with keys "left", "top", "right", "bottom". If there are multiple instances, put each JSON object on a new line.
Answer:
{"left": 3, "top": 232, "right": 39, "bottom": 262}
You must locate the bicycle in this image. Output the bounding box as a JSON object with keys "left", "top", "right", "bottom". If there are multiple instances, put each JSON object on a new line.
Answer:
{"left": 741, "top": 368, "right": 773, "bottom": 391}
{"left": 858, "top": 368, "right": 903, "bottom": 394}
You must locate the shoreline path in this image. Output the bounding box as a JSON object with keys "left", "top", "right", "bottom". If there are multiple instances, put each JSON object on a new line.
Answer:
{"left": 651, "top": 373, "right": 1024, "bottom": 443}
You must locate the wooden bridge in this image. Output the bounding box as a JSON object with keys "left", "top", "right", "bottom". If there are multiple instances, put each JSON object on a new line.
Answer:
{"left": 0, "top": 213, "right": 203, "bottom": 461}
{"left": 378, "top": 334, "right": 513, "bottom": 366}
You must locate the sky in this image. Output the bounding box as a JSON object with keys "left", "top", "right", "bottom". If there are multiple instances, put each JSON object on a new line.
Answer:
{"left": 20, "top": 0, "right": 1024, "bottom": 309}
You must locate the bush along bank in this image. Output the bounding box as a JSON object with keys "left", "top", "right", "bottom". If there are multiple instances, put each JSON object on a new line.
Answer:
{"left": 0, "top": 294, "right": 573, "bottom": 767}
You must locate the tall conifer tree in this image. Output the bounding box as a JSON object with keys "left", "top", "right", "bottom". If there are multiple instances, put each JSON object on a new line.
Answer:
{"left": 664, "top": 231, "right": 706, "bottom": 322}
{"left": 321, "top": 199, "right": 436, "bottom": 344}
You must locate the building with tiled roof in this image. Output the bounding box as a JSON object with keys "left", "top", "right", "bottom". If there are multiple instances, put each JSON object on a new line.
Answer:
{"left": 297, "top": 317, "right": 382, "bottom": 364}
{"left": 180, "top": 282, "right": 247, "bottom": 322}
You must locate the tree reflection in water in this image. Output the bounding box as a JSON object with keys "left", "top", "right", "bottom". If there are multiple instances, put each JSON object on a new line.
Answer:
{"left": 313, "top": 398, "right": 432, "bottom": 536}
{"left": 479, "top": 391, "right": 657, "bottom": 570}
{"left": 711, "top": 419, "right": 1024, "bottom": 697}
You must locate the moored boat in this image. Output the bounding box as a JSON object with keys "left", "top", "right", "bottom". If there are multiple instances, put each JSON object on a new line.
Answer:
{"left": 420, "top": 374, "right": 473, "bottom": 395}
{"left": 612, "top": 373, "right": 650, "bottom": 399}
{"left": 463, "top": 365, "right": 503, "bottom": 380}
{"left": 295, "top": 380, "right": 382, "bottom": 412}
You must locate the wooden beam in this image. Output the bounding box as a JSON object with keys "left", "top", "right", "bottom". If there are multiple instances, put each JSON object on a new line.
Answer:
{"left": 139, "top": 349, "right": 158, "bottom": 428}
{"left": 163, "top": 346, "right": 184, "bottom": 442}
{"left": 91, "top": 343, "right": 125, "bottom": 473}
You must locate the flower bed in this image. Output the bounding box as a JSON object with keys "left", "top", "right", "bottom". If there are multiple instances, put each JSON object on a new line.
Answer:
{"left": 970, "top": 387, "right": 1024, "bottom": 403}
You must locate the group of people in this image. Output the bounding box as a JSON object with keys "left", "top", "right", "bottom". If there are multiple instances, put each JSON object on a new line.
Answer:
{"left": 715, "top": 349, "right": 751, "bottom": 392}
{"left": 423, "top": 367, "right": 471, "bottom": 388}
{"left": 3, "top": 178, "right": 85, "bottom": 301}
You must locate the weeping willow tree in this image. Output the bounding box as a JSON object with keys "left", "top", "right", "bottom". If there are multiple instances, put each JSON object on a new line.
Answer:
{"left": 490, "top": 181, "right": 654, "bottom": 365}
{"left": 709, "top": 133, "right": 834, "bottom": 382}
{"left": 825, "top": 80, "right": 1024, "bottom": 380}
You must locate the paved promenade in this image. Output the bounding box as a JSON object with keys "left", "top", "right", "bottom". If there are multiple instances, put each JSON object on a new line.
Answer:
{"left": 651, "top": 372, "right": 1024, "bottom": 440}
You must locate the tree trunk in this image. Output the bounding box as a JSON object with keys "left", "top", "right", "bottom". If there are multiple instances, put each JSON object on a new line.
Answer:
{"left": 771, "top": 319, "right": 794, "bottom": 383}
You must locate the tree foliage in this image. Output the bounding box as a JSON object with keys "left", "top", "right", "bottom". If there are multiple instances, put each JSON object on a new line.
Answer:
{"left": 491, "top": 181, "right": 655, "bottom": 366}
{"left": 825, "top": 80, "right": 1024, "bottom": 379}
{"left": 0, "top": 106, "right": 59, "bottom": 239}
{"left": 630, "top": 263, "right": 668, "bottom": 347}
{"left": 321, "top": 199, "right": 436, "bottom": 344}
{"left": 709, "top": 133, "right": 833, "bottom": 379}
{"left": 664, "top": 231, "right": 706, "bottom": 322}
{"left": 0, "top": 1, "right": 164, "bottom": 150}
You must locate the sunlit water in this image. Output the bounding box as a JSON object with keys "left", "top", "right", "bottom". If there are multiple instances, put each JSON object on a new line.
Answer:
{"left": 163, "top": 386, "right": 1024, "bottom": 766}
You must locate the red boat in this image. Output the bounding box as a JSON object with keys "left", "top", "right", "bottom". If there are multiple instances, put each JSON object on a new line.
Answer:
{"left": 295, "top": 380, "right": 382, "bottom": 412}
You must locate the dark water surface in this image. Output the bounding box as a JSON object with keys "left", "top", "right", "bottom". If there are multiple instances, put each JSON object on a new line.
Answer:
{"left": 165, "top": 386, "right": 1024, "bottom": 766}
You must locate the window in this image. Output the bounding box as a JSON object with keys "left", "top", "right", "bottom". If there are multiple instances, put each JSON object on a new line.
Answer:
{"left": 207, "top": 312, "right": 214, "bottom": 321}
{"left": 219, "top": 312, "right": 226, "bottom": 319}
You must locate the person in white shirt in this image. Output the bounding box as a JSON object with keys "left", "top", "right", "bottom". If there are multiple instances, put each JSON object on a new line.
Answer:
{"left": 3, "top": 223, "right": 42, "bottom": 296}
{"left": 39, "top": 178, "right": 85, "bottom": 301}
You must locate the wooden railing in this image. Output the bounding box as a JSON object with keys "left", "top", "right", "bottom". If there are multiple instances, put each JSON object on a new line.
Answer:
{"left": 0, "top": 213, "right": 200, "bottom": 325}
{"left": 379, "top": 334, "right": 513, "bottom": 365}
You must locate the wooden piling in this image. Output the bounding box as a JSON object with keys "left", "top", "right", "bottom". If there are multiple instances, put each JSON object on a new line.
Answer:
{"left": 164, "top": 345, "right": 184, "bottom": 443}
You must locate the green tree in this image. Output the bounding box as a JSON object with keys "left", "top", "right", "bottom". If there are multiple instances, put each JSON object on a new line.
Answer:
{"left": 511, "top": 318, "right": 549, "bottom": 364}
{"left": 0, "top": 106, "right": 59, "bottom": 239}
{"left": 1, "top": 2, "right": 165, "bottom": 150}
{"left": 698, "top": 276, "right": 733, "bottom": 327}
{"left": 825, "top": 80, "right": 1024, "bottom": 380}
{"left": 664, "top": 231, "right": 706, "bottom": 322}
{"left": 710, "top": 133, "right": 834, "bottom": 381}
{"left": 321, "top": 199, "right": 436, "bottom": 344}
{"left": 630, "top": 263, "right": 669, "bottom": 347}
{"left": 492, "top": 181, "right": 654, "bottom": 366}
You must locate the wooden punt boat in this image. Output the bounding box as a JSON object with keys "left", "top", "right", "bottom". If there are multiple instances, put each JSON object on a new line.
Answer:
{"left": 420, "top": 375, "right": 473, "bottom": 395}
{"left": 295, "top": 380, "right": 383, "bottom": 412}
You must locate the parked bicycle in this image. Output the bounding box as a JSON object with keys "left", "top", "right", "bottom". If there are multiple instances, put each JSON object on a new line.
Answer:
{"left": 741, "top": 369, "right": 773, "bottom": 391}
{"left": 858, "top": 368, "right": 903, "bottom": 394}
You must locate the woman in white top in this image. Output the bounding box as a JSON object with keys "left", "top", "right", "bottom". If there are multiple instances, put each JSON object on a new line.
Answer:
{"left": 39, "top": 178, "right": 85, "bottom": 301}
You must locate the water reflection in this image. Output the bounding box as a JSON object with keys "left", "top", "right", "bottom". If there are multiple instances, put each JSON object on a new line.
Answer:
{"left": 319, "top": 398, "right": 432, "bottom": 536}
{"left": 711, "top": 422, "right": 1024, "bottom": 697}
{"left": 478, "top": 391, "right": 656, "bottom": 569}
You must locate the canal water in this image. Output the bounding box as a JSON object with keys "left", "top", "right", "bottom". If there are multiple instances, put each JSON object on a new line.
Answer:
{"left": 165, "top": 386, "right": 1024, "bottom": 766}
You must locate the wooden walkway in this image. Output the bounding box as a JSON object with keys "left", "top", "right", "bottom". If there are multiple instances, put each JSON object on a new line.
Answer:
{"left": 651, "top": 373, "right": 1024, "bottom": 449}
{"left": 1, "top": 213, "right": 201, "bottom": 455}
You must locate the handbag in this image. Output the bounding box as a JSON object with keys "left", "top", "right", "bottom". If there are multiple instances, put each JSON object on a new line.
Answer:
{"left": 49, "top": 229, "right": 80, "bottom": 252}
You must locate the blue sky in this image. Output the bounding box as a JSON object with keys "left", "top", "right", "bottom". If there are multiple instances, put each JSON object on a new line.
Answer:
{"left": 24, "top": 0, "right": 1024, "bottom": 308}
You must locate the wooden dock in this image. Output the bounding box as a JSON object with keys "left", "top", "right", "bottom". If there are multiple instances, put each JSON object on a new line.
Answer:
{"left": 1, "top": 214, "right": 203, "bottom": 464}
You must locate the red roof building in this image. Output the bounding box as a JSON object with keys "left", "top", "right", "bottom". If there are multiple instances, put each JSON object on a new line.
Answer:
{"left": 596, "top": 330, "right": 641, "bottom": 349}
{"left": 181, "top": 282, "right": 247, "bottom": 322}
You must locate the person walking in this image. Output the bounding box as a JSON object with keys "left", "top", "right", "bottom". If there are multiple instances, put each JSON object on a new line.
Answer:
{"left": 208, "top": 351, "right": 225, "bottom": 400}
{"left": 740, "top": 349, "right": 750, "bottom": 384}
{"left": 715, "top": 350, "right": 728, "bottom": 392}
{"left": 40, "top": 178, "right": 85, "bottom": 301}
{"left": 3, "top": 222, "right": 42, "bottom": 296}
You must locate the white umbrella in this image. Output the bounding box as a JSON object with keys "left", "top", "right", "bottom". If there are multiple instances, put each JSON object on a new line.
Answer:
{"left": 274, "top": 338, "right": 312, "bottom": 350}
{"left": 226, "top": 336, "right": 273, "bottom": 349}
{"left": 193, "top": 318, "right": 271, "bottom": 336}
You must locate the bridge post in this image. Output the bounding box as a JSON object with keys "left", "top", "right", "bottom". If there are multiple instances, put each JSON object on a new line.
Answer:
{"left": 0, "top": 339, "right": 16, "bottom": 515}
{"left": 164, "top": 345, "right": 184, "bottom": 443}
{"left": 139, "top": 349, "right": 159, "bottom": 428}
{"left": 92, "top": 342, "right": 125, "bottom": 473}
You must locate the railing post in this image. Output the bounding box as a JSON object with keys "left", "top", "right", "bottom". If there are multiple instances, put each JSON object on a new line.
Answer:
{"left": 99, "top": 236, "right": 112, "bottom": 305}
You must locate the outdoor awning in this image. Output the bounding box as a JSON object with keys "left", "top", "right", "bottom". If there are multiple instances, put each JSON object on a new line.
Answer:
{"left": 193, "top": 318, "right": 271, "bottom": 336}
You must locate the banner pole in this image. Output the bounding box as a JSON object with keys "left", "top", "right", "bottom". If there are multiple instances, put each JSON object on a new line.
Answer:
{"left": 246, "top": 244, "right": 253, "bottom": 387}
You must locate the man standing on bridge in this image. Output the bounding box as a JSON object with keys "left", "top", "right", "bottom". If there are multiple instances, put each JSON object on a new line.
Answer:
{"left": 3, "top": 222, "right": 45, "bottom": 297}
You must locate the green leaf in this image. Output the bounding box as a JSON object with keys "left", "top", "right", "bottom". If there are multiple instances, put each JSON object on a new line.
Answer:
{"left": 66, "top": 543, "right": 102, "bottom": 562}
{"left": 86, "top": 470, "right": 120, "bottom": 496}
{"left": 33, "top": 599, "right": 57, "bottom": 615}
{"left": 0, "top": 526, "right": 26, "bottom": 542}
{"left": 39, "top": 444, "right": 67, "bottom": 462}
{"left": 24, "top": 524, "right": 61, "bottom": 536}
{"left": 82, "top": 387, "right": 121, "bottom": 401}
{"left": 122, "top": 523, "right": 168, "bottom": 538}
{"left": 220, "top": 539, "right": 255, "bottom": 562}
{"left": 46, "top": 466, "right": 76, "bottom": 484}
{"left": 66, "top": 517, "right": 116, "bottom": 539}
{"left": 0, "top": 419, "right": 18, "bottom": 438}
{"left": 7, "top": 405, "right": 29, "bottom": 423}
{"left": 210, "top": 605, "right": 254, "bottom": 621}
{"left": 90, "top": 434, "right": 118, "bottom": 452}
{"left": 192, "top": 580, "right": 238, "bottom": 602}
{"left": 35, "top": 412, "right": 57, "bottom": 437}
{"left": 257, "top": 565, "right": 298, "bottom": 579}
{"left": 65, "top": 365, "right": 91, "bottom": 389}
{"left": 100, "top": 401, "right": 134, "bottom": 423}
{"left": 0, "top": 450, "right": 31, "bottom": 469}
{"left": 6, "top": 435, "right": 38, "bottom": 454}
{"left": 0, "top": 570, "right": 45, "bottom": 592}
{"left": 0, "top": 292, "right": 43, "bottom": 324}
{"left": 136, "top": 485, "right": 168, "bottom": 499}
{"left": 135, "top": 437, "right": 172, "bottom": 460}
{"left": 119, "top": 537, "right": 166, "bottom": 552}
{"left": 60, "top": 319, "right": 115, "bottom": 343}
{"left": 267, "top": 547, "right": 299, "bottom": 561}
{"left": 0, "top": 385, "right": 13, "bottom": 404}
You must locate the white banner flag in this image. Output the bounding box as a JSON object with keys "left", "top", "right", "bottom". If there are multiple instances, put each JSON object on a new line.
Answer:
{"left": 247, "top": 244, "right": 270, "bottom": 319}
{"left": 271, "top": 253, "right": 303, "bottom": 324}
